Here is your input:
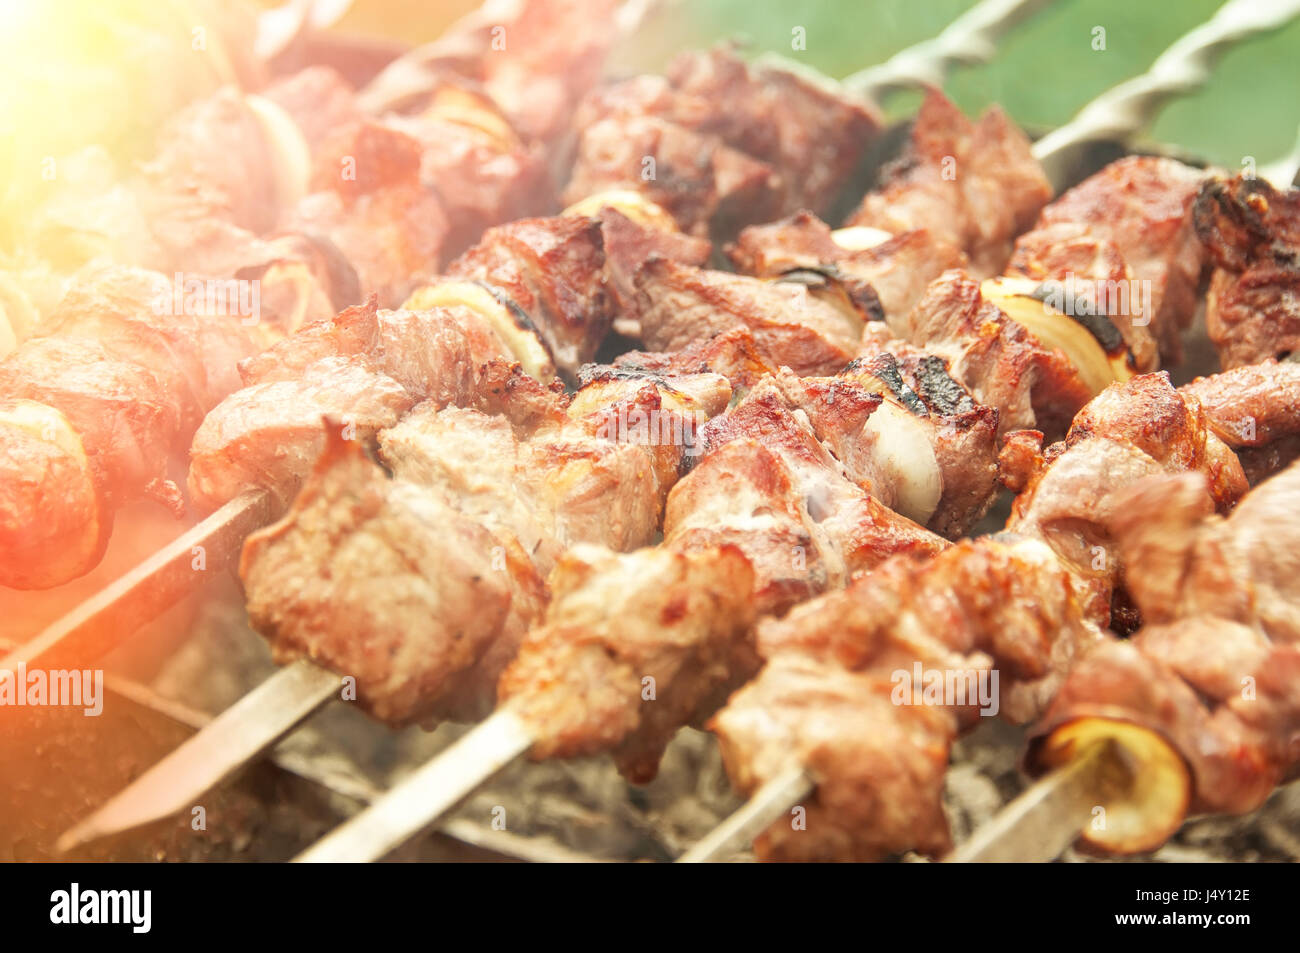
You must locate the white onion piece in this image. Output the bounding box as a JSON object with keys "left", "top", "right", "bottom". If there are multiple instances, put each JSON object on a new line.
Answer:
{"left": 863, "top": 400, "right": 942, "bottom": 525}
{"left": 981, "top": 277, "right": 1131, "bottom": 397}
{"left": 562, "top": 190, "right": 679, "bottom": 233}
{"left": 0, "top": 399, "right": 86, "bottom": 461}
{"left": 403, "top": 280, "right": 556, "bottom": 381}
{"left": 830, "top": 225, "right": 894, "bottom": 250}
{"left": 245, "top": 93, "right": 313, "bottom": 210}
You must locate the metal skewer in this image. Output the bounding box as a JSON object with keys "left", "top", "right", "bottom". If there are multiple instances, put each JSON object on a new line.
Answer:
{"left": 0, "top": 490, "right": 277, "bottom": 675}
{"left": 945, "top": 741, "right": 1123, "bottom": 863}
{"left": 293, "top": 707, "right": 535, "bottom": 863}
{"left": 0, "top": 632, "right": 597, "bottom": 863}
{"left": 1031, "top": 0, "right": 1300, "bottom": 187}
{"left": 676, "top": 765, "right": 814, "bottom": 863}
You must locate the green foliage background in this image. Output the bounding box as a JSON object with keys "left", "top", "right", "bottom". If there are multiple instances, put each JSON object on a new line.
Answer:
{"left": 608, "top": 0, "right": 1300, "bottom": 169}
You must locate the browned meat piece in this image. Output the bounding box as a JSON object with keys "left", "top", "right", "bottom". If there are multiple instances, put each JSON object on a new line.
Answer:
{"left": 1028, "top": 156, "right": 1207, "bottom": 364}
{"left": 837, "top": 348, "right": 1000, "bottom": 536}
{"left": 1111, "top": 463, "right": 1300, "bottom": 641}
{"left": 0, "top": 400, "right": 106, "bottom": 589}
{"left": 1181, "top": 361, "right": 1300, "bottom": 477}
{"left": 1027, "top": 629, "right": 1295, "bottom": 822}
{"left": 447, "top": 215, "right": 612, "bottom": 375}
{"left": 243, "top": 363, "right": 725, "bottom": 725}
{"left": 41, "top": 265, "right": 256, "bottom": 431}
{"left": 612, "top": 326, "right": 779, "bottom": 391}
{"left": 260, "top": 66, "right": 361, "bottom": 154}
{"left": 135, "top": 87, "right": 280, "bottom": 273}
{"left": 712, "top": 534, "right": 1104, "bottom": 861}
{"left": 592, "top": 206, "right": 712, "bottom": 334}
{"left": 564, "top": 115, "right": 783, "bottom": 237}
{"left": 190, "top": 296, "right": 526, "bottom": 512}
{"left": 0, "top": 336, "right": 182, "bottom": 512}
{"left": 476, "top": 0, "right": 625, "bottom": 145}
{"left": 635, "top": 258, "right": 869, "bottom": 376}
{"left": 1008, "top": 372, "right": 1249, "bottom": 627}
{"left": 846, "top": 90, "right": 1050, "bottom": 275}
{"left": 499, "top": 543, "right": 759, "bottom": 783}
{"left": 716, "top": 659, "right": 958, "bottom": 862}
{"left": 1193, "top": 174, "right": 1300, "bottom": 368}
{"left": 727, "top": 211, "right": 966, "bottom": 326}
{"left": 241, "top": 425, "right": 543, "bottom": 725}
{"left": 661, "top": 46, "right": 880, "bottom": 215}
{"left": 900, "top": 270, "right": 1093, "bottom": 437}
{"left": 997, "top": 428, "right": 1045, "bottom": 493}
{"left": 0, "top": 265, "right": 275, "bottom": 588}
{"left": 188, "top": 358, "right": 413, "bottom": 513}
{"left": 1007, "top": 221, "right": 1160, "bottom": 373}
{"left": 1026, "top": 460, "right": 1300, "bottom": 833}
{"left": 289, "top": 121, "right": 449, "bottom": 308}
{"left": 386, "top": 84, "right": 554, "bottom": 256}
{"left": 665, "top": 377, "right": 947, "bottom": 614}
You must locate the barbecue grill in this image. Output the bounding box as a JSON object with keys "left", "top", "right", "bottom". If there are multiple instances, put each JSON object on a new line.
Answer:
{"left": 3, "top": 0, "right": 1299, "bottom": 865}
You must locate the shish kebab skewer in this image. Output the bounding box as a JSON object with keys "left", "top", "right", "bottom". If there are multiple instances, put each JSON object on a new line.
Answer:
{"left": 0, "top": 0, "right": 673, "bottom": 650}
{"left": 956, "top": 457, "right": 1300, "bottom": 862}
{"left": 5, "top": 0, "right": 1048, "bottom": 669}
{"left": 295, "top": 358, "right": 1282, "bottom": 864}
{"left": 299, "top": 13, "right": 1300, "bottom": 861}
{"left": 953, "top": 175, "right": 1300, "bottom": 864}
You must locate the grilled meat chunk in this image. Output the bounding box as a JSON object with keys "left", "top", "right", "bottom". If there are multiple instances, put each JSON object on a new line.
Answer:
{"left": 1007, "top": 371, "right": 1249, "bottom": 627}
{"left": 636, "top": 258, "right": 869, "bottom": 376}
{"left": 446, "top": 215, "right": 612, "bottom": 375}
{"left": 189, "top": 299, "right": 517, "bottom": 512}
{"left": 1193, "top": 173, "right": 1300, "bottom": 368}
{"left": 846, "top": 90, "right": 1050, "bottom": 276}
{"left": 661, "top": 46, "right": 879, "bottom": 215}
{"left": 385, "top": 84, "right": 554, "bottom": 257}
{"left": 712, "top": 535, "right": 1103, "bottom": 861}
{"left": 289, "top": 121, "right": 449, "bottom": 308}
{"left": 241, "top": 425, "right": 543, "bottom": 725}
{"left": 499, "top": 543, "right": 759, "bottom": 783}
{"left": 899, "top": 270, "right": 1093, "bottom": 437}
{"left": 1181, "top": 359, "right": 1300, "bottom": 484}
{"left": 565, "top": 114, "right": 783, "bottom": 238}
{"left": 1018, "top": 156, "right": 1206, "bottom": 364}
{"left": 1030, "top": 461, "right": 1300, "bottom": 825}
{"left": 665, "top": 377, "right": 947, "bottom": 614}
{"left": 728, "top": 211, "right": 966, "bottom": 326}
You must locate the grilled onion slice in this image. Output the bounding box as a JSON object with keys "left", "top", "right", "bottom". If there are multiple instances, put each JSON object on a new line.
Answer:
{"left": 403, "top": 280, "right": 556, "bottom": 381}
{"left": 830, "top": 225, "right": 893, "bottom": 250}
{"left": 562, "top": 190, "right": 679, "bottom": 233}
{"left": 1034, "top": 717, "right": 1190, "bottom": 855}
{"left": 981, "top": 277, "right": 1133, "bottom": 397}
{"left": 245, "top": 93, "right": 313, "bottom": 210}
